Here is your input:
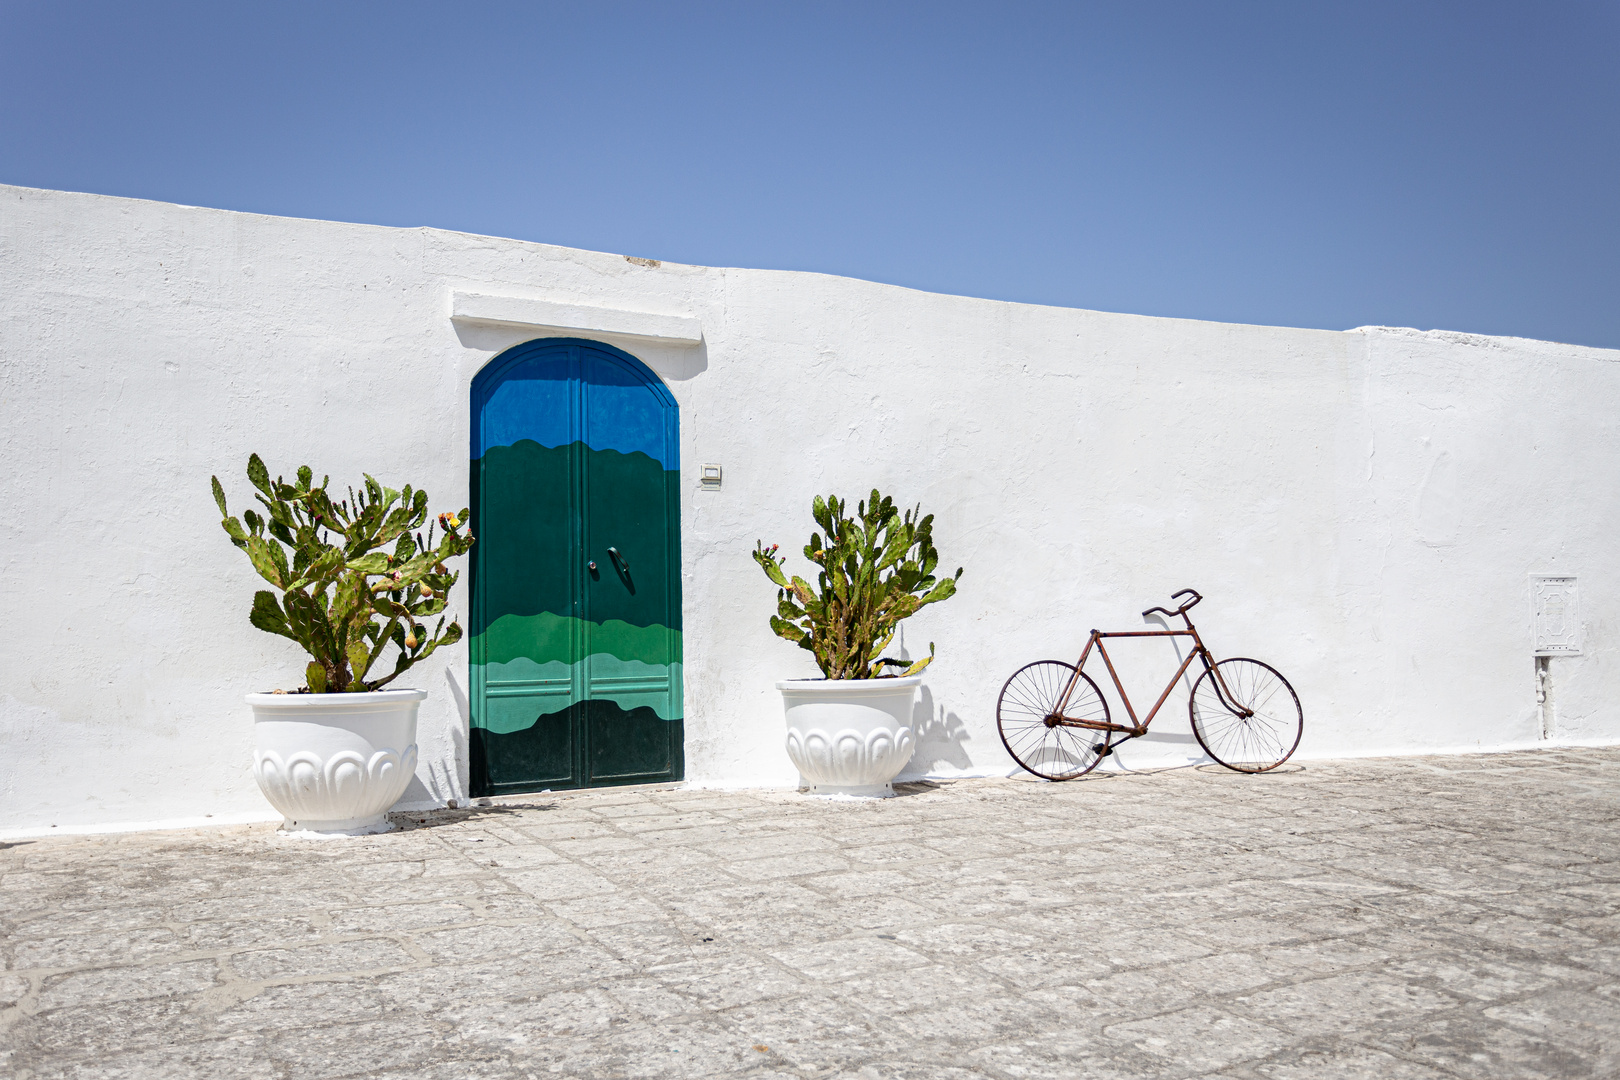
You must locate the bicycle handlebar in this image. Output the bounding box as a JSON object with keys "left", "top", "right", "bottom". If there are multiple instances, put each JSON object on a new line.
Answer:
{"left": 1141, "top": 588, "right": 1204, "bottom": 620}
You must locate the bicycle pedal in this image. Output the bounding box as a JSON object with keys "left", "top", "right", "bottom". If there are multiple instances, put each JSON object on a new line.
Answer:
{"left": 1095, "top": 743, "right": 1111, "bottom": 758}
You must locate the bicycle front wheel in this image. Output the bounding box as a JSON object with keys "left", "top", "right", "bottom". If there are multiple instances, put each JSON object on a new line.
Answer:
{"left": 997, "top": 661, "right": 1113, "bottom": 780}
{"left": 1189, "top": 658, "right": 1302, "bottom": 773}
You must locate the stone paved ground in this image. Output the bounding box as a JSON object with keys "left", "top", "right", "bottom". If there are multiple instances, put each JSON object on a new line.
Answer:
{"left": 4, "top": 749, "right": 1620, "bottom": 1079}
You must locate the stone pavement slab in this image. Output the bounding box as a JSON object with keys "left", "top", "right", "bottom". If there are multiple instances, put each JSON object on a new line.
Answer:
{"left": 5, "top": 747, "right": 1620, "bottom": 1079}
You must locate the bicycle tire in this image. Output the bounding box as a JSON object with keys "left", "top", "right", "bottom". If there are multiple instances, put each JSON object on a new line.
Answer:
{"left": 1188, "top": 657, "right": 1302, "bottom": 773}
{"left": 997, "top": 660, "right": 1113, "bottom": 781}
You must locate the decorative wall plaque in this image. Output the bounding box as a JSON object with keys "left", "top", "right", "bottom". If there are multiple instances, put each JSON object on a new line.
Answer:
{"left": 1531, "top": 575, "right": 1580, "bottom": 656}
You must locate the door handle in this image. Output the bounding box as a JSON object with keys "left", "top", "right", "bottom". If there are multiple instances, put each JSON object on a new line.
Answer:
{"left": 607, "top": 546, "right": 629, "bottom": 573}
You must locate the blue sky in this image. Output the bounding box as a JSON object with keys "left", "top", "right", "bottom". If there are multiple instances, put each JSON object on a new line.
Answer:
{"left": 4, "top": 2, "right": 1617, "bottom": 348}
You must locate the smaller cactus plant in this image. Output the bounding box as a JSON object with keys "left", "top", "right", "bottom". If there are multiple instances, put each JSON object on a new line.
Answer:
{"left": 212, "top": 454, "right": 475, "bottom": 693}
{"left": 753, "top": 490, "right": 962, "bottom": 680}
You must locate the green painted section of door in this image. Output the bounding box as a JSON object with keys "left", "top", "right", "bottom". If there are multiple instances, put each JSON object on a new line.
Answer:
{"left": 468, "top": 339, "right": 682, "bottom": 795}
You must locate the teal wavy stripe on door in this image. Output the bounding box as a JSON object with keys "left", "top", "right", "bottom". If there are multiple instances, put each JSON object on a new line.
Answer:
{"left": 471, "top": 610, "right": 682, "bottom": 728}
{"left": 474, "top": 611, "right": 682, "bottom": 666}
{"left": 478, "top": 657, "right": 684, "bottom": 730}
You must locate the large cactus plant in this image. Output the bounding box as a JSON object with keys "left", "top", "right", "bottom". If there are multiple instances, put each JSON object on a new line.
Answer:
{"left": 212, "top": 454, "right": 475, "bottom": 693}
{"left": 753, "top": 490, "right": 962, "bottom": 680}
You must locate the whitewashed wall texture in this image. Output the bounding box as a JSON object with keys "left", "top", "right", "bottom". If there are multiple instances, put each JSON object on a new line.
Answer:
{"left": 2, "top": 184, "right": 1616, "bottom": 834}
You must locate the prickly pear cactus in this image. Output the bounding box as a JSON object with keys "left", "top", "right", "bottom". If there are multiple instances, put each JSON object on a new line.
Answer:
{"left": 753, "top": 490, "right": 962, "bottom": 680}
{"left": 212, "top": 454, "right": 475, "bottom": 693}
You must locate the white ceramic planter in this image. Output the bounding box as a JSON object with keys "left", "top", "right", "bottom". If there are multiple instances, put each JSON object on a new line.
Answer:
{"left": 247, "top": 688, "right": 425, "bottom": 834}
{"left": 777, "top": 675, "right": 921, "bottom": 797}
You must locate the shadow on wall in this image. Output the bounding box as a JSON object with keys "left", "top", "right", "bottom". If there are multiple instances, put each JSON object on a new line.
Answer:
{"left": 400, "top": 775, "right": 437, "bottom": 807}
{"left": 437, "top": 665, "right": 472, "bottom": 803}
{"left": 452, "top": 322, "right": 709, "bottom": 383}
{"left": 908, "top": 683, "right": 973, "bottom": 773}
{"left": 398, "top": 667, "right": 472, "bottom": 808}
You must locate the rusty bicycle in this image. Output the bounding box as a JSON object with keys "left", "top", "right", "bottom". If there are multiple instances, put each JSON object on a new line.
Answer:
{"left": 996, "top": 589, "right": 1302, "bottom": 779}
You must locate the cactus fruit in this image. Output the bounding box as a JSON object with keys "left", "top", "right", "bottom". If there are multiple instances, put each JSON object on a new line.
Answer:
{"left": 212, "top": 454, "right": 474, "bottom": 692}
{"left": 752, "top": 490, "right": 962, "bottom": 680}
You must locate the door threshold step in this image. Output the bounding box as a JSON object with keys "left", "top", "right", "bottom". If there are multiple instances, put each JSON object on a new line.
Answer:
{"left": 469, "top": 779, "right": 684, "bottom": 807}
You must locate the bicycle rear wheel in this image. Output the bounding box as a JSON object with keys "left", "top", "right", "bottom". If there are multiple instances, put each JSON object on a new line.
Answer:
{"left": 997, "top": 661, "right": 1113, "bottom": 780}
{"left": 1189, "top": 658, "right": 1302, "bottom": 773}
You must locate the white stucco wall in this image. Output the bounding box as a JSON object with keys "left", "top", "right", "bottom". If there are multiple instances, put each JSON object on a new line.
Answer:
{"left": 3, "top": 184, "right": 1616, "bottom": 834}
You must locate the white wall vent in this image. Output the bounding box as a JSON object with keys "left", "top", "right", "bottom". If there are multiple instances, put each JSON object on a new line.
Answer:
{"left": 1531, "top": 575, "right": 1581, "bottom": 656}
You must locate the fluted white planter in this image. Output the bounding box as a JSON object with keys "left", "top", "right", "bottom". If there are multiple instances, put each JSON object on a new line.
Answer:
{"left": 777, "top": 675, "right": 920, "bottom": 797}
{"left": 247, "top": 689, "right": 425, "bottom": 834}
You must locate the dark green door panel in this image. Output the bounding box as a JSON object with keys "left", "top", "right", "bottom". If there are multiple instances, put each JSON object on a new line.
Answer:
{"left": 586, "top": 703, "right": 684, "bottom": 783}
{"left": 584, "top": 449, "right": 678, "bottom": 629}
{"left": 473, "top": 441, "right": 579, "bottom": 626}
{"left": 471, "top": 703, "right": 575, "bottom": 790}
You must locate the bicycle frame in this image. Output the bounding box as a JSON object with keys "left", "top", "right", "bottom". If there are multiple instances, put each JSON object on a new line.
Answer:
{"left": 1054, "top": 606, "right": 1252, "bottom": 739}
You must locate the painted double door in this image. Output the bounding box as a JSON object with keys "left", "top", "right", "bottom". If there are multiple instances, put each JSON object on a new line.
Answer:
{"left": 469, "top": 338, "right": 683, "bottom": 795}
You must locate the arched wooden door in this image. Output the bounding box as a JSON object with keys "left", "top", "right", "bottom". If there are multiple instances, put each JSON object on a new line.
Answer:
{"left": 469, "top": 338, "right": 682, "bottom": 795}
